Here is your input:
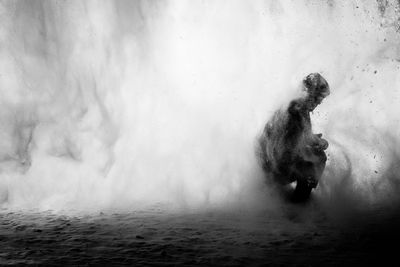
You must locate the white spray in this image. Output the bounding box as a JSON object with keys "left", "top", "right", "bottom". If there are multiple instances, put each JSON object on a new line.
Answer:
{"left": 0, "top": 0, "right": 399, "bottom": 211}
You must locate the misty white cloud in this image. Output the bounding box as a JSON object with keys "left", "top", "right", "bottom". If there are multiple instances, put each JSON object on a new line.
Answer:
{"left": 0, "top": 0, "right": 399, "bottom": 211}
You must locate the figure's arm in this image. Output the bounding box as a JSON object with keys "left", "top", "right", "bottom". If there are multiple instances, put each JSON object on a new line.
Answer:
{"left": 285, "top": 99, "right": 305, "bottom": 148}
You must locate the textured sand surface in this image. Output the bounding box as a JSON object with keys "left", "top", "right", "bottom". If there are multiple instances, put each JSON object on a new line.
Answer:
{"left": 0, "top": 203, "right": 398, "bottom": 266}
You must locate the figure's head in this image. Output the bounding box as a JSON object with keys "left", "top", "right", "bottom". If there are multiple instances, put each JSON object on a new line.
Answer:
{"left": 302, "top": 73, "right": 330, "bottom": 111}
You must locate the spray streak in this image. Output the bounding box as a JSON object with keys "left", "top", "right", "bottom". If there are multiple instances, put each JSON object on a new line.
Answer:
{"left": 0, "top": 0, "right": 399, "bottom": 211}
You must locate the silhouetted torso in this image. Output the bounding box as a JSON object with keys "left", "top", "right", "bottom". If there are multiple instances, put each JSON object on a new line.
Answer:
{"left": 260, "top": 98, "right": 327, "bottom": 185}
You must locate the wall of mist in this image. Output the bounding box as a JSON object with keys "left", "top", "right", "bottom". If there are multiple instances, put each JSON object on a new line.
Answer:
{"left": 0, "top": 0, "right": 399, "bottom": 211}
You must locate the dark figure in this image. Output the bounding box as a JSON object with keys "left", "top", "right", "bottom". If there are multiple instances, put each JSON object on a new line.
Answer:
{"left": 258, "top": 73, "right": 330, "bottom": 201}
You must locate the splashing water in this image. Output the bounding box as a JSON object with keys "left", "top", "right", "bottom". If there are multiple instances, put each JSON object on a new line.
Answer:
{"left": 0, "top": 0, "right": 399, "bottom": 212}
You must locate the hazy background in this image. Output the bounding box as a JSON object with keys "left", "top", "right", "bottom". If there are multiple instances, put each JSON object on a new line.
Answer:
{"left": 0, "top": 0, "right": 399, "bottom": 212}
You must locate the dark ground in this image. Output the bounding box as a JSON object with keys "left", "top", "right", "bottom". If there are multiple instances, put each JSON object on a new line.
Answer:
{"left": 0, "top": 202, "right": 399, "bottom": 266}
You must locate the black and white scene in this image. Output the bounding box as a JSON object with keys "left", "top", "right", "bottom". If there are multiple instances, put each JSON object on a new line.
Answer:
{"left": 0, "top": 0, "right": 400, "bottom": 266}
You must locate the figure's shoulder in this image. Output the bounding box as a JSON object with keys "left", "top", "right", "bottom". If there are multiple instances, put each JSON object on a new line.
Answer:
{"left": 287, "top": 99, "right": 305, "bottom": 114}
{"left": 265, "top": 108, "right": 287, "bottom": 134}
{"left": 265, "top": 98, "right": 305, "bottom": 131}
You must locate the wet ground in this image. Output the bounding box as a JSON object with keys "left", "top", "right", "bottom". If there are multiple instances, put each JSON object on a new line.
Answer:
{"left": 0, "top": 203, "right": 399, "bottom": 266}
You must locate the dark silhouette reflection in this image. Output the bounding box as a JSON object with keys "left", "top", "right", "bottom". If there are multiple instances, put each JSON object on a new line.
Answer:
{"left": 259, "top": 73, "right": 330, "bottom": 201}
